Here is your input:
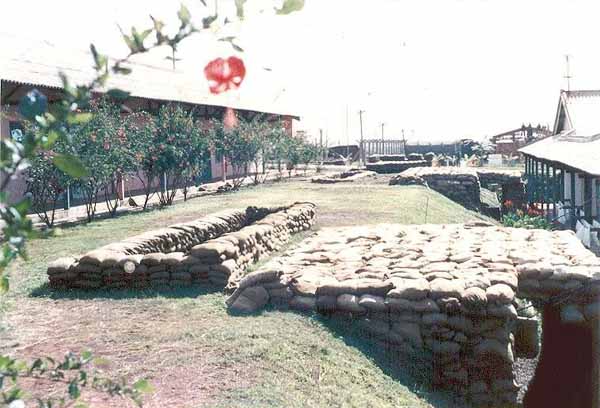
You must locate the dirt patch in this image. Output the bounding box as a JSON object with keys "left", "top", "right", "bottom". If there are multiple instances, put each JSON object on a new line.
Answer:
{"left": 1, "top": 296, "right": 258, "bottom": 407}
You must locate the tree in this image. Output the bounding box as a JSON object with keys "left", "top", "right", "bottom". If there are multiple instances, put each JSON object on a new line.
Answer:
{"left": 68, "top": 99, "right": 131, "bottom": 220}
{"left": 298, "top": 140, "right": 320, "bottom": 174}
{"left": 264, "top": 122, "right": 289, "bottom": 177}
{"left": 153, "top": 104, "right": 204, "bottom": 205}
{"left": 127, "top": 112, "right": 159, "bottom": 210}
{"left": 209, "top": 117, "right": 258, "bottom": 189}
{"left": 238, "top": 117, "right": 270, "bottom": 185}
{"left": 282, "top": 135, "right": 302, "bottom": 178}
{"left": 24, "top": 135, "right": 71, "bottom": 228}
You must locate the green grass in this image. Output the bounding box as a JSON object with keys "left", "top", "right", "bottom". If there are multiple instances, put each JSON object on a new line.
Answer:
{"left": 1, "top": 180, "right": 490, "bottom": 407}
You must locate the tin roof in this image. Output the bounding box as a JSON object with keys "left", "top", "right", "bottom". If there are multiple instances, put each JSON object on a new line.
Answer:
{"left": 554, "top": 90, "right": 600, "bottom": 138}
{"left": 0, "top": 33, "right": 298, "bottom": 119}
{"left": 519, "top": 90, "right": 600, "bottom": 175}
{"left": 520, "top": 135, "right": 600, "bottom": 175}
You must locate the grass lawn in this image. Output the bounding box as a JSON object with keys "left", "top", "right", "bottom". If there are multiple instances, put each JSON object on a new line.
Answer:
{"left": 1, "top": 180, "right": 491, "bottom": 408}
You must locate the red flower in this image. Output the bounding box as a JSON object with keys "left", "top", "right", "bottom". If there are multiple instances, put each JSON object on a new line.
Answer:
{"left": 204, "top": 56, "right": 246, "bottom": 94}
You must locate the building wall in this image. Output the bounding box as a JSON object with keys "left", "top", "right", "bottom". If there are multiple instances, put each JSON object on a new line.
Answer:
{"left": 1, "top": 106, "right": 29, "bottom": 204}
{"left": 562, "top": 171, "right": 598, "bottom": 218}
{"left": 1, "top": 82, "right": 295, "bottom": 205}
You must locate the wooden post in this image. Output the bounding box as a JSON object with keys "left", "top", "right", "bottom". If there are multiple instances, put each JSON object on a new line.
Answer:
{"left": 541, "top": 161, "right": 546, "bottom": 212}
{"left": 585, "top": 175, "right": 593, "bottom": 223}
{"left": 571, "top": 171, "right": 577, "bottom": 230}
{"left": 552, "top": 166, "right": 557, "bottom": 219}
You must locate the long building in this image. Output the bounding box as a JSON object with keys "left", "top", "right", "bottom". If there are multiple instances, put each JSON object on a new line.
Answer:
{"left": 0, "top": 34, "right": 299, "bottom": 205}
{"left": 520, "top": 89, "right": 600, "bottom": 251}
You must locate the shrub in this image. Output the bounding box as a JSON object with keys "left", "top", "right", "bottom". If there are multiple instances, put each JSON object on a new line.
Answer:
{"left": 127, "top": 112, "right": 159, "bottom": 210}
{"left": 153, "top": 104, "right": 206, "bottom": 205}
{"left": 68, "top": 99, "right": 135, "bottom": 220}
{"left": 501, "top": 209, "right": 552, "bottom": 230}
{"left": 25, "top": 143, "right": 71, "bottom": 228}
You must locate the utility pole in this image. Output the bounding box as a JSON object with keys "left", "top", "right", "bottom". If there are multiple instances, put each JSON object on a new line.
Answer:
{"left": 319, "top": 128, "right": 324, "bottom": 162}
{"left": 345, "top": 104, "right": 350, "bottom": 158}
{"left": 564, "top": 54, "right": 572, "bottom": 91}
{"left": 402, "top": 129, "right": 407, "bottom": 154}
{"left": 380, "top": 122, "right": 385, "bottom": 141}
{"left": 359, "top": 110, "right": 365, "bottom": 166}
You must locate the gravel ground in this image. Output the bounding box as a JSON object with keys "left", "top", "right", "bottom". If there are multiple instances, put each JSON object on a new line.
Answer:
{"left": 514, "top": 356, "right": 540, "bottom": 404}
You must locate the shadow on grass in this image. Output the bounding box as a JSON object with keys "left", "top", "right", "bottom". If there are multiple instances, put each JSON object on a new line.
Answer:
{"left": 29, "top": 282, "right": 223, "bottom": 301}
{"left": 265, "top": 306, "right": 466, "bottom": 408}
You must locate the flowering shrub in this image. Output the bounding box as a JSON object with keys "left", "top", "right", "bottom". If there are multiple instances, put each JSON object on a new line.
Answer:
{"left": 153, "top": 104, "right": 208, "bottom": 205}
{"left": 501, "top": 208, "right": 552, "bottom": 230}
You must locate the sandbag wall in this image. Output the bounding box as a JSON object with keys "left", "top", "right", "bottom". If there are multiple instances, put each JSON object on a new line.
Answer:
{"left": 46, "top": 203, "right": 316, "bottom": 289}
{"left": 365, "top": 160, "right": 429, "bottom": 174}
{"left": 475, "top": 169, "right": 522, "bottom": 189}
{"left": 226, "top": 224, "right": 600, "bottom": 407}
{"left": 390, "top": 167, "right": 481, "bottom": 210}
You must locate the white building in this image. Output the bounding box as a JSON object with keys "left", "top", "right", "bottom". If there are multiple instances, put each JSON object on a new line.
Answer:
{"left": 520, "top": 90, "right": 600, "bottom": 251}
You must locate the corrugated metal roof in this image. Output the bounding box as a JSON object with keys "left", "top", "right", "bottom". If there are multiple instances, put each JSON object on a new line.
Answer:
{"left": 558, "top": 90, "right": 600, "bottom": 138}
{"left": 519, "top": 90, "right": 600, "bottom": 175}
{"left": 519, "top": 135, "right": 600, "bottom": 176}
{"left": 0, "top": 33, "right": 298, "bottom": 118}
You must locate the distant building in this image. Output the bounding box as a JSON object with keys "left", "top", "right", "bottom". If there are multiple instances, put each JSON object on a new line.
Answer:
{"left": 490, "top": 124, "right": 551, "bottom": 156}
{"left": 520, "top": 90, "right": 600, "bottom": 250}
{"left": 0, "top": 34, "right": 298, "bottom": 205}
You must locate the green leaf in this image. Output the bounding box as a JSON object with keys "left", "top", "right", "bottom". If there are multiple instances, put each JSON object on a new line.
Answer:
{"left": 235, "top": 0, "right": 247, "bottom": 19}
{"left": 44, "top": 129, "right": 60, "bottom": 149}
{"left": 119, "top": 26, "right": 138, "bottom": 53}
{"left": 53, "top": 154, "right": 89, "bottom": 178}
{"left": 13, "top": 198, "right": 31, "bottom": 216}
{"left": 0, "top": 275, "right": 9, "bottom": 293}
{"left": 90, "top": 44, "right": 107, "bottom": 70}
{"left": 112, "top": 64, "right": 133, "bottom": 75}
{"left": 178, "top": 4, "right": 191, "bottom": 26}
{"left": 133, "top": 379, "right": 154, "bottom": 393}
{"left": 68, "top": 380, "right": 81, "bottom": 399}
{"left": 202, "top": 14, "right": 218, "bottom": 29}
{"left": 107, "top": 88, "right": 130, "bottom": 100}
{"left": 19, "top": 89, "right": 48, "bottom": 120}
{"left": 275, "top": 0, "right": 304, "bottom": 15}
{"left": 67, "top": 113, "right": 93, "bottom": 125}
{"left": 80, "top": 350, "right": 93, "bottom": 363}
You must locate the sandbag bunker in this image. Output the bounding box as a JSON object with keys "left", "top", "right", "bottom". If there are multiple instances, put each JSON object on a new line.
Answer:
{"left": 46, "top": 203, "right": 316, "bottom": 289}
{"left": 227, "top": 223, "right": 600, "bottom": 406}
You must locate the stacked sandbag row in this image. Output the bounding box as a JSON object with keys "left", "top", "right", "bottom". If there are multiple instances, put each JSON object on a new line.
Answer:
{"left": 46, "top": 208, "right": 248, "bottom": 288}
{"left": 391, "top": 167, "right": 481, "bottom": 210}
{"left": 229, "top": 268, "right": 519, "bottom": 406}
{"left": 99, "top": 209, "right": 248, "bottom": 256}
{"left": 475, "top": 168, "right": 522, "bottom": 189}
{"left": 311, "top": 169, "right": 376, "bottom": 184}
{"left": 222, "top": 203, "right": 316, "bottom": 292}
{"left": 46, "top": 203, "right": 316, "bottom": 289}
{"left": 517, "top": 230, "right": 600, "bottom": 325}
{"left": 227, "top": 224, "right": 600, "bottom": 407}
{"left": 365, "top": 160, "right": 429, "bottom": 174}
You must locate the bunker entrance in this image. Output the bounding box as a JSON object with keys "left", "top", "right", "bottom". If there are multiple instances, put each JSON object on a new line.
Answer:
{"left": 523, "top": 304, "right": 598, "bottom": 408}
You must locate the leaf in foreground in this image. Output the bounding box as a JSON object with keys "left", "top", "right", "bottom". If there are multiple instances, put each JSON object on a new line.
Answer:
{"left": 53, "top": 153, "right": 89, "bottom": 178}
